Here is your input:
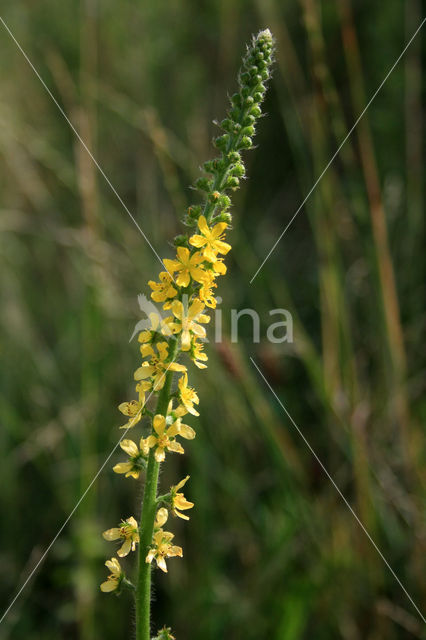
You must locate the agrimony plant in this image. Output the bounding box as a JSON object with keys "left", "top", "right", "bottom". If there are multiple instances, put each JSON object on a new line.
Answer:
{"left": 100, "top": 29, "right": 274, "bottom": 639}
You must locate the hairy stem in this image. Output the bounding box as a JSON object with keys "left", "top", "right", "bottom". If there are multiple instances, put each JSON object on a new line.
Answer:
{"left": 136, "top": 342, "right": 179, "bottom": 640}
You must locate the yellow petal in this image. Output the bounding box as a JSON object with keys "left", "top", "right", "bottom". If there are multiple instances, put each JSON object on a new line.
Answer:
{"left": 175, "top": 510, "right": 190, "bottom": 520}
{"left": 125, "top": 469, "right": 140, "bottom": 479}
{"left": 191, "top": 323, "right": 206, "bottom": 338}
{"left": 102, "top": 528, "right": 121, "bottom": 541}
{"left": 134, "top": 365, "right": 155, "bottom": 380}
{"left": 214, "top": 239, "right": 231, "bottom": 254}
{"left": 118, "top": 400, "right": 140, "bottom": 416}
{"left": 189, "top": 234, "right": 206, "bottom": 248}
{"left": 157, "top": 556, "right": 168, "bottom": 573}
{"left": 174, "top": 475, "right": 190, "bottom": 491}
{"left": 197, "top": 215, "right": 210, "bottom": 236}
{"left": 167, "top": 421, "right": 180, "bottom": 437}
{"left": 178, "top": 423, "right": 196, "bottom": 440}
{"left": 146, "top": 435, "right": 157, "bottom": 449}
{"left": 156, "top": 342, "right": 169, "bottom": 361}
{"left": 181, "top": 329, "right": 191, "bottom": 351}
{"left": 163, "top": 258, "right": 180, "bottom": 273}
{"left": 176, "top": 271, "right": 190, "bottom": 288}
{"left": 105, "top": 558, "right": 121, "bottom": 574}
{"left": 169, "top": 362, "right": 187, "bottom": 372}
{"left": 171, "top": 300, "right": 183, "bottom": 320}
{"left": 100, "top": 579, "right": 117, "bottom": 592}
{"left": 188, "top": 298, "right": 205, "bottom": 319}
{"left": 145, "top": 549, "right": 155, "bottom": 564}
{"left": 127, "top": 516, "right": 138, "bottom": 529}
{"left": 153, "top": 415, "right": 166, "bottom": 435}
{"left": 167, "top": 441, "right": 184, "bottom": 455}
{"left": 211, "top": 221, "right": 228, "bottom": 238}
{"left": 155, "top": 508, "right": 168, "bottom": 528}
{"left": 176, "top": 246, "right": 190, "bottom": 263}
{"left": 120, "top": 439, "right": 139, "bottom": 457}
{"left": 154, "top": 447, "right": 166, "bottom": 462}
{"left": 113, "top": 461, "right": 133, "bottom": 475}
{"left": 117, "top": 538, "right": 132, "bottom": 557}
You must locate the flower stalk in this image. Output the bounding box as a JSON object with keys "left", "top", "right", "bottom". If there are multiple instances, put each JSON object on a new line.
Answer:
{"left": 136, "top": 344, "right": 178, "bottom": 640}
{"left": 100, "top": 29, "right": 274, "bottom": 639}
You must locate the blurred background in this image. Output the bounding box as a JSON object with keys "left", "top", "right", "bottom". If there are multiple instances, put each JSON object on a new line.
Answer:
{"left": 0, "top": 1, "right": 425, "bottom": 638}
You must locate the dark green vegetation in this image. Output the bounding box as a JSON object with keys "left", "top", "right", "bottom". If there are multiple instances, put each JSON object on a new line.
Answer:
{"left": 0, "top": 2, "right": 424, "bottom": 639}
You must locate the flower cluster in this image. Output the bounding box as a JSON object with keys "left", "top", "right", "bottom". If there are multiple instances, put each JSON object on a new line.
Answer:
{"left": 100, "top": 27, "right": 274, "bottom": 638}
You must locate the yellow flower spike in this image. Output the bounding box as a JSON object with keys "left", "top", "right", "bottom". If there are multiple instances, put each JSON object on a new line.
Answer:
{"left": 170, "top": 476, "right": 194, "bottom": 520}
{"left": 169, "top": 299, "right": 210, "bottom": 351}
{"left": 164, "top": 247, "right": 206, "bottom": 288}
{"left": 189, "top": 215, "right": 231, "bottom": 263}
{"left": 134, "top": 341, "right": 186, "bottom": 391}
{"left": 145, "top": 530, "right": 183, "bottom": 573}
{"left": 148, "top": 272, "right": 178, "bottom": 304}
{"left": 113, "top": 438, "right": 148, "bottom": 479}
{"left": 100, "top": 557, "right": 123, "bottom": 593}
{"left": 102, "top": 516, "right": 140, "bottom": 557}
{"left": 145, "top": 414, "right": 186, "bottom": 462}
{"left": 178, "top": 372, "right": 200, "bottom": 416}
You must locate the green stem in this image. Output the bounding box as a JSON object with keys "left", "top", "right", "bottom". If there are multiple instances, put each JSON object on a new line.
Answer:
{"left": 135, "top": 340, "right": 179, "bottom": 640}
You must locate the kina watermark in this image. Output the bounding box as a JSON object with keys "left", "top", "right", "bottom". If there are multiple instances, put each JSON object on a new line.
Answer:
{"left": 130, "top": 294, "right": 293, "bottom": 345}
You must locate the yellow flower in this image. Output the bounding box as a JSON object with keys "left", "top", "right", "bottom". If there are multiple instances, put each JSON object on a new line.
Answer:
{"left": 163, "top": 247, "right": 206, "bottom": 287}
{"left": 138, "top": 312, "right": 172, "bottom": 343}
{"left": 100, "top": 557, "right": 123, "bottom": 593}
{"left": 170, "top": 476, "right": 194, "bottom": 520}
{"left": 145, "top": 414, "right": 195, "bottom": 462}
{"left": 134, "top": 341, "right": 186, "bottom": 391}
{"left": 118, "top": 382, "right": 147, "bottom": 429}
{"left": 178, "top": 372, "right": 199, "bottom": 416}
{"left": 145, "top": 529, "right": 183, "bottom": 573}
{"left": 189, "top": 215, "right": 231, "bottom": 263}
{"left": 102, "top": 516, "right": 139, "bottom": 557}
{"left": 148, "top": 272, "right": 178, "bottom": 303}
{"left": 113, "top": 437, "right": 149, "bottom": 479}
{"left": 198, "top": 272, "right": 217, "bottom": 308}
{"left": 168, "top": 299, "right": 210, "bottom": 351}
{"left": 190, "top": 339, "right": 208, "bottom": 369}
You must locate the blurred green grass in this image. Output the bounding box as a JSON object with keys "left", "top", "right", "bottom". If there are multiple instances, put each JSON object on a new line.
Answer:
{"left": 0, "top": 1, "right": 425, "bottom": 638}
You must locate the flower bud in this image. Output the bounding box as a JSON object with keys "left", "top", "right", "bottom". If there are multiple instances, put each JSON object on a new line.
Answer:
{"left": 173, "top": 234, "right": 188, "bottom": 247}
{"left": 194, "top": 177, "right": 212, "bottom": 192}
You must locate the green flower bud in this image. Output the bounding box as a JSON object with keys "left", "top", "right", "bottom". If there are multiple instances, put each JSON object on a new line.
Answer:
{"left": 228, "top": 151, "right": 241, "bottom": 163}
{"left": 214, "top": 134, "right": 230, "bottom": 151}
{"left": 220, "top": 118, "right": 234, "bottom": 132}
{"left": 231, "top": 163, "right": 245, "bottom": 177}
{"left": 226, "top": 176, "right": 240, "bottom": 189}
{"left": 187, "top": 205, "right": 202, "bottom": 219}
{"left": 238, "top": 136, "right": 252, "bottom": 149}
{"left": 242, "top": 114, "right": 256, "bottom": 126}
{"left": 218, "top": 194, "right": 231, "bottom": 208}
{"left": 213, "top": 211, "right": 233, "bottom": 224}
{"left": 250, "top": 106, "right": 262, "bottom": 117}
{"left": 241, "top": 125, "right": 255, "bottom": 136}
{"left": 173, "top": 234, "right": 188, "bottom": 247}
{"left": 230, "top": 93, "right": 242, "bottom": 108}
{"left": 194, "top": 177, "right": 212, "bottom": 192}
